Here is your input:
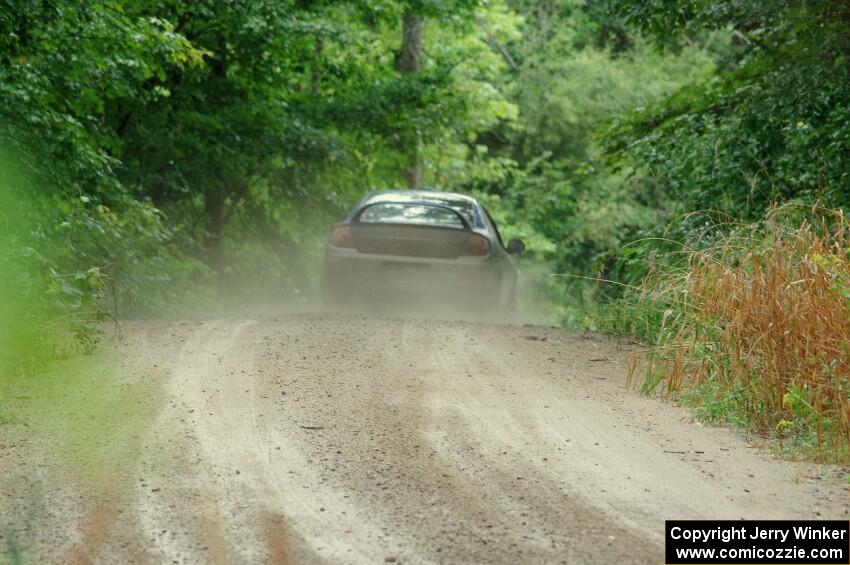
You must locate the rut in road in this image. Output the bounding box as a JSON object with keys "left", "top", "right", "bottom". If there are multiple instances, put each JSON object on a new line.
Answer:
{"left": 1, "top": 313, "right": 847, "bottom": 564}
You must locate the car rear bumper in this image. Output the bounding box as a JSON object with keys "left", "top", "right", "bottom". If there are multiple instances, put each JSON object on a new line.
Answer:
{"left": 322, "top": 250, "right": 502, "bottom": 308}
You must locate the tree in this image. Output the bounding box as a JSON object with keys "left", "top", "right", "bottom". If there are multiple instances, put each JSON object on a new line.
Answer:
{"left": 464, "top": 0, "right": 716, "bottom": 280}
{"left": 606, "top": 0, "right": 850, "bottom": 216}
{"left": 395, "top": 11, "right": 425, "bottom": 187}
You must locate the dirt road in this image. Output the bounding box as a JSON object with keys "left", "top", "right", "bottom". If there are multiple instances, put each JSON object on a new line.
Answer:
{"left": 2, "top": 313, "right": 848, "bottom": 564}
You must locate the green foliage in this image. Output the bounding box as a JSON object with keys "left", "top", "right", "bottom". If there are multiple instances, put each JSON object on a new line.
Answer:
{"left": 461, "top": 0, "right": 716, "bottom": 322}
{"left": 0, "top": 146, "right": 110, "bottom": 372}
{"left": 605, "top": 0, "right": 850, "bottom": 217}
{"left": 578, "top": 0, "right": 850, "bottom": 461}
{"left": 0, "top": 0, "right": 526, "bottom": 367}
{"left": 678, "top": 380, "right": 751, "bottom": 428}
{"left": 0, "top": 1, "right": 206, "bottom": 194}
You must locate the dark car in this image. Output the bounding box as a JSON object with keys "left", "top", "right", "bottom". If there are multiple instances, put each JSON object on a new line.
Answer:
{"left": 321, "top": 189, "right": 525, "bottom": 317}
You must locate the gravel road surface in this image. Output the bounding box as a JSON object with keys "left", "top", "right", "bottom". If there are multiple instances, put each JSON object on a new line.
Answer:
{"left": 1, "top": 313, "right": 847, "bottom": 564}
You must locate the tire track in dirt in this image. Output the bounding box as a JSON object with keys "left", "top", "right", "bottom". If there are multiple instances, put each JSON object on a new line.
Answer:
{"left": 4, "top": 313, "right": 849, "bottom": 564}
{"left": 138, "top": 319, "right": 396, "bottom": 564}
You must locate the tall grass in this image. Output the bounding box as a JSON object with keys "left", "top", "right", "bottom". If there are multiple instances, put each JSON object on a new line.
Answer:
{"left": 624, "top": 207, "right": 850, "bottom": 461}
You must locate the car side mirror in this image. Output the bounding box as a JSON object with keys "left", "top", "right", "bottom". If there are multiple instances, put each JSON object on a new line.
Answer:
{"left": 506, "top": 239, "right": 525, "bottom": 255}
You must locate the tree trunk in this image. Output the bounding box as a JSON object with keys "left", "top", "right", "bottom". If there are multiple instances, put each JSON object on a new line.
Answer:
{"left": 395, "top": 12, "right": 423, "bottom": 188}
{"left": 395, "top": 13, "right": 423, "bottom": 73}
{"left": 311, "top": 34, "right": 323, "bottom": 95}
{"left": 204, "top": 191, "right": 227, "bottom": 270}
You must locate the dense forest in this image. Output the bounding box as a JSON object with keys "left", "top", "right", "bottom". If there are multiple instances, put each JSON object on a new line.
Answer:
{"left": 1, "top": 0, "right": 849, "bottom": 458}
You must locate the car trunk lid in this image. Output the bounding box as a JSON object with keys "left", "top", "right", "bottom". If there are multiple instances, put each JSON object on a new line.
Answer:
{"left": 350, "top": 224, "right": 471, "bottom": 259}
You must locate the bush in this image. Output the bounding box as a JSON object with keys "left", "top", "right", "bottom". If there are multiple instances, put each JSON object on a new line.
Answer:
{"left": 620, "top": 207, "right": 850, "bottom": 461}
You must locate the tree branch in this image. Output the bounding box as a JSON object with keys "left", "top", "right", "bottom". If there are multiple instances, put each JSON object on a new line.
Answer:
{"left": 474, "top": 14, "right": 518, "bottom": 72}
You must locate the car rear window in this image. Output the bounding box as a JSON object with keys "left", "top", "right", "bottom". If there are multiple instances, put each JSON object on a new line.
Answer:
{"left": 358, "top": 203, "right": 465, "bottom": 228}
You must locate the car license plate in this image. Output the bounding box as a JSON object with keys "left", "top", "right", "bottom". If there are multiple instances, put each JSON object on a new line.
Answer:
{"left": 382, "top": 261, "right": 430, "bottom": 285}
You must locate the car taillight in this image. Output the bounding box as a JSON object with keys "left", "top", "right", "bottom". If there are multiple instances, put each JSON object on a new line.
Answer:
{"left": 329, "top": 225, "right": 354, "bottom": 248}
{"left": 461, "top": 233, "right": 491, "bottom": 256}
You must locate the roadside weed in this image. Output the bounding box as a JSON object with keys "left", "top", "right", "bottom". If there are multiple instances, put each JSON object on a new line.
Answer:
{"left": 620, "top": 207, "right": 850, "bottom": 462}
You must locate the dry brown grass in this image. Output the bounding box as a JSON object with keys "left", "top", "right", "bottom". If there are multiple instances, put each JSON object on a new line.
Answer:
{"left": 630, "top": 209, "right": 850, "bottom": 460}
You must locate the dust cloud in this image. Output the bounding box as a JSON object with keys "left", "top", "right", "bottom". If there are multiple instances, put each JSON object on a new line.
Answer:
{"left": 160, "top": 225, "right": 559, "bottom": 327}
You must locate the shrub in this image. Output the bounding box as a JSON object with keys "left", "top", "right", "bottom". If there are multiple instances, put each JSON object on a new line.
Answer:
{"left": 625, "top": 207, "right": 850, "bottom": 461}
